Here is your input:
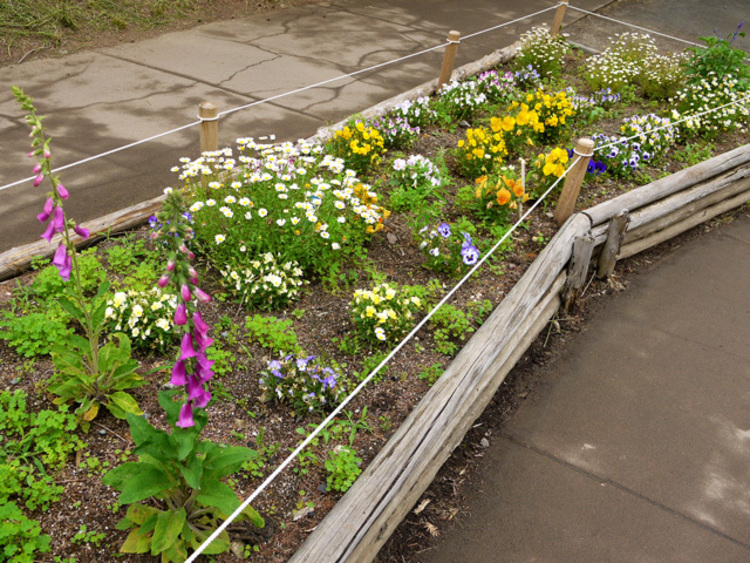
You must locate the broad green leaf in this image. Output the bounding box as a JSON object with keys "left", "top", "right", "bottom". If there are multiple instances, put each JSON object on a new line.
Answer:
{"left": 178, "top": 453, "right": 203, "bottom": 490}
{"left": 164, "top": 540, "right": 188, "bottom": 563}
{"left": 202, "top": 445, "right": 258, "bottom": 480}
{"left": 195, "top": 480, "right": 240, "bottom": 516}
{"left": 240, "top": 504, "right": 266, "bottom": 528}
{"left": 192, "top": 527, "right": 230, "bottom": 555}
{"left": 123, "top": 503, "right": 160, "bottom": 526}
{"left": 112, "top": 464, "right": 175, "bottom": 504}
{"left": 56, "top": 296, "right": 85, "bottom": 323}
{"left": 126, "top": 413, "right": 177, "bottom": 461}
{"left": 82, "top": 400, "right": 100, "bottom": 422}
{"left": 151, "top": 508, "right": 186, "bottom": 556}
{"left": 107, "top": 391, "right": 143, "bottom": 419}
{"left": 121, "top": 527, "right": 152, "bottom": 554}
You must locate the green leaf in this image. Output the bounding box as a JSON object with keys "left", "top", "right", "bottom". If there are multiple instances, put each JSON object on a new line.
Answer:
{"left": 151, "top": 508, "right": 186, "bottom": 556}
{"left": 106, "top": 391, "right": 143, "bottom": 419}
{"left": 126, "top": 413, "right": 177, "bottom": 461}
{"left": 201, "top": 445, "right": 257, "bottom": 481}
{"left": 124, "top": 503, "right": 161, "bottom": 526}
{"left": 104, "top": 462, "right": 175, "bottom": 504}
{"left": 121, "top": 527, "right": 152, "bottom": 554}
{"left": 56, "top": 296, "right": 85, "bottom": 323}
{"left": 240, "top": 504, "right": 265, "bottom": 528}
{"left": 195, "top": 480, "right": 240, "bottom": 516}
{"left": 178, "top": 453, "right": 203, "bottom": 490}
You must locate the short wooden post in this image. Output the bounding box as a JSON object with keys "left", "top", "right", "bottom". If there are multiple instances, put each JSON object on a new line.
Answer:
{"left": 551, "top": 0, "right": 569, "bottom": 36}
{"left": 199, "top": 101, "right": 219, "bottom": 153}
{"left": 597, "top": 209, "right": 630, "bottom": 278}
{"left": 563, "top": 232, "right": 594, "bottom": 310}
{"left": 438, "top": 30, "right": 461, "bottom": 89}
{"left": 555, "top": 137, "right": 595, "bottom": 226}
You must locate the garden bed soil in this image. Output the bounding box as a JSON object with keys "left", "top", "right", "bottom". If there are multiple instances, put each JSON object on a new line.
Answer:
{"left": 0, "top": 38, "right": 748, "bottom": 563}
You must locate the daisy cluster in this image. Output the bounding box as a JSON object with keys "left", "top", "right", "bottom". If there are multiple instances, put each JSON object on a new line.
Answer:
{"left": 219, "top": 252, "right": 305, "bottom": 311}
{"left": 259, "top": 354, "right": 347, "bottom": 415}
{"left": 349, "top": 282, "right": 423, "bottom": 345}
{"left": 174, "top": 138, "right": 390, "bottom": 275}
{"left": 514, "top": 26, "right": 569, "bottom": 79}
{"left": 671, "top": 72, "right": 750, "bottom": 139}
{"left": 639, "top": 52, "right": 690, "bottom": 99}
{"left": 475, "top": 70, "right": 517, "bottom": 105}
{"left": 416, "top": 222, "right": 481, "bottom": 276}
{"left": 582, "top": 32, "right": 656, "bottom": 92}
{"left": 104, "top": 288, "right": 179, "bottom": 351}
{"left": 433, "top": 79, "right": 488, "bottom": 122}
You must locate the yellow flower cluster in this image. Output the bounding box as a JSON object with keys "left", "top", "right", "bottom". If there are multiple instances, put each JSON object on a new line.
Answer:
{"left": 350, "top": 283, "right": 422, "bottom": 344}
{"left": 501, "top": 90, "right": 574, "bottom": 146}
{"left": 536, "top": 147, "right": 570, "bottom": 178}
{"left": 474, "top": 174, "right": 529, "bottom": 211}
{"left": 332, "top": 122, "right": 387, "bottom": 172}
{"left": 455, "top": 126, "right": 508, "bottom": 177}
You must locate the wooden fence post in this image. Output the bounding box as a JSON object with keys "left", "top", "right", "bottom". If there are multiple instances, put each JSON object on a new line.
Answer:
{"left": 563, "top": 232, "right": 594, "bottom": 310}
{"left": 555, "top": 137, "right": 594, "bottom": 226}
{"left": 597, "top": 209, "right": 630, "bottom": 278}
{"left": 551, "top": 0, "right": 569, "bottom": 35}
{"left": 438, "top": 30, "right": 461, "bottom": 89}
{"left": 199, "top": 101, "right": 219, "bottom": 153}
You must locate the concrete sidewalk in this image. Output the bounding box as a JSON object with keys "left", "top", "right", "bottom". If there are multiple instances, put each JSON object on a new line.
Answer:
{"left": 418, "top": 212, "right": 750, "bottom": 562}
{"left": 0, "top": 0, "right": 607, "bottom": 253}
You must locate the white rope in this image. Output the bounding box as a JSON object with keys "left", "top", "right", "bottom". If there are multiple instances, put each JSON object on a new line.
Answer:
{"left": 593, "top": 92, "right": 750, "bottom": 154}
{"left": 185, "top": 156, "right": 580, "bottom": 562}
{"left": 462, "top": 5, "right": 558, "bottom": 41}
{"left": 566, "top": 5, "right": 703, "bottom": 49}
{"left": 0, "top": 121, "right": 200, "bottom": 193}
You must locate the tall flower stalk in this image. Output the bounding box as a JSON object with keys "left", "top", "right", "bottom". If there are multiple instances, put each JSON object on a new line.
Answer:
{"left": 151, "top": 189, "right": 214, "bottom": 427}
{"left": 14, "top": 87, "right": 143, "bottom": 426}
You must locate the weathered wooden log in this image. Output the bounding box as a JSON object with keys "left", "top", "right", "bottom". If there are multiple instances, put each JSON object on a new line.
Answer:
{"left": 597, "top": 209, "right": 629, "bottom": 279}
{"left": 584, "top": 144, "right": 750, "bottom": 227}
{"left": 590, "top": 163, "right": 750, "bottom": 246}
{"left": 0, "top": 195, "right": 166, "bottom": 281}
{"left": 563, "top": 232, "right": 595, "bottom": 310}
{"left": 618, "top": 187, "right": 750, "bottom": 260}
{"left": 290, "top": 213, "right": 590, "bottom": 562}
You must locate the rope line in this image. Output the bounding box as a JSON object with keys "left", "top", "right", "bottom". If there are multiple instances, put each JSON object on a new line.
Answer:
{"left": 184, "top": 156, "right": 581, "bottom": 562}
{"left": 461, "top": 6, "right": 557, "bottom": 41}
{"left": 593, "top": 92, "right": 750, "bottom": 154}
{"left": 565, "top": 5, "right": 703, "bottom": 48}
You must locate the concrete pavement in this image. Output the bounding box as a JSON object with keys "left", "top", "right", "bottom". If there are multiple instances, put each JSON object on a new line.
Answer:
{"left": 0, "top": 0, "right": 609, "bottom": 253}
{"left": 418, "top": 209, "right": 750, "bottom": 562}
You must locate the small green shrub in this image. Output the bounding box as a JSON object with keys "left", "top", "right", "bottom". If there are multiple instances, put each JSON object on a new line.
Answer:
{"left": 0, "top": 306, "right": 72, "bottom": 358}
{"left": 325, "top": 446, "right": 362, "bottom": 493}
{"left": 245, "top": 314, "right": 300, "bottom": 353}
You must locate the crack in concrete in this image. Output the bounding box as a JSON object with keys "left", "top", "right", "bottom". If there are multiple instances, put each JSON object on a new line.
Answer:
{"left": 499, "top": 434, "right": 750, "bottom": 551}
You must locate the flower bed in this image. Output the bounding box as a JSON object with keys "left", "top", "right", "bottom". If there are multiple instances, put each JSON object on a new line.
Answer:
{"left": 0, "top": 26, "right": 748, "bottom": 562}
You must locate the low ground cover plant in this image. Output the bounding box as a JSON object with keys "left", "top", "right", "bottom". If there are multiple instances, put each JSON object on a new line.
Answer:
{"left": 1, "top": 25, "right": 749, "bottom": 562}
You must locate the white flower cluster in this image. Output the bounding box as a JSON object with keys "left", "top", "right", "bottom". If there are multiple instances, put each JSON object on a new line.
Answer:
{"left": 219, "top": 252, "right": 306, "bottom": 310}
{"left": 388, "top": 96, "right": 437, "bottom": 129}
{"left": 105, "top": 288, "right": 179, "bottom": 350}
{"left": 515, "top": 26, "right": 569, "bottom": 78}
{"left": 350, "top": 283, "right": 422, "bottom": 344}
{"left": 670, "top": 72, "right": 750, "bottom": 138}
{"left": 391, "top": 154, "right": 444, "bottom": 189}
{"left": 435, "top": 80, "right": 488, "bottom": 121}
{"left": 583, "top": 32, "right": 656, "bottom": 91}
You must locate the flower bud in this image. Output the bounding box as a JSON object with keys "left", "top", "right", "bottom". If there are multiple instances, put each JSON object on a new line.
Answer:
{"left": 194, "top": 287, "right": 211, "bottom": 303}
{"left": 74, "top": 224, "right": 90, "bottom": 240}
{"left": 181, "top": 284, "right": 191, "bottom": 301}
{"left": 33, "top": 173, "right": 44, "bottom": 187}
{"left": 166, "top": 260, "right": 176, "bottom": 272}
{"left": 33, "top": 163, "right": 42, "bottom": 174}
{"left": 157, "top": 275, "right": 170, "bottom": 288}
{"left": 56, "top": 184, "right": 69, "bottom": 199}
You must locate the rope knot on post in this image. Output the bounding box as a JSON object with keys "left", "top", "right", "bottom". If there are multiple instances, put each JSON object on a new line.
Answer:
{"left": 438, "top": 30, "right": 462, "bottom": 89}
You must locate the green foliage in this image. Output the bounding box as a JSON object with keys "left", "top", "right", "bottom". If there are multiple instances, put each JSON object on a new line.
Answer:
{"left": 352, "top": 350, "right": 390, "bottom": 383}
{"left": 105, "top": 235, "right": 161, "bottom": 290}
{"left": 245, "top": 314, "right": 299, "bottom": 353}
{"left": 685, "top": 25, "right": 750, "bottom": 88}
{"left": 205, "top": 344, "right": 236, "bottom": 377}
{"left": 299, "top": 407, "right": 372, "bottom": 448}
{"left": 325, "top": 446, "right": 362, "bottom": 493}
{"left": 418, "top": 362, "right": 444, "bottom": 385}
{"left": 430, "top": 300, "right": 493, "bottom": 355}
{"left": 432, "top": 80, "right": 487, "bottom": 125}
{"left": 0, "top": 306, "right": 72, "bottom": 358}
{"left": 241, "top": 427, "right": 281, "bottom": 480}
{"left": 672, "top": 142, "right": 715, "bottom": 165}
{"left": 49, "top": 331, "right": 144, "bottom": 429}
{"left": 415, "top": 217, "right": 481, "bottom": 277}
{"left": 0, "top": 501, "right": 51, "bottom": 562}
{"left": 27, "top": 250, "right": 104, "bottom": 300}
{"left": 70, "top": 524, "right": 105, "bottom": 547}
{"left": 102, "top": 391, "right": 264, "bottom": 562}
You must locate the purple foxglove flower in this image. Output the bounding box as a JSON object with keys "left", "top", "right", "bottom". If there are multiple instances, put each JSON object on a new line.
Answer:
{"left": 179, "top": 333, "right": 198, "bottom": 360}
{"left": 194, "top": 287, "right": 211, "bottom": 303}
{"left": 52, "top": 244, "right": 72, "bottom": 281}
{"left": 166, "top": 260, "right": 176, "bottom": 272}
{"left": 176, "top": 402, "right": 194, "bottom": 428}
{"left": 52, "top": 206, "right": 64, "bottom": 233}
{"left": 27, "top": 151, "right": 36, "bottom": 158}
{"left": 74, "top": 224, "right": 90, "bottom": 240}
{"left": 41, "top": 218, "right": 56, "bottom": 242}
{"left": 33, "top": 173, "right": 44, "bottom": 187}
{"left": 56, "top": 184, "right": 69, "bottom": 199}
{"left": 174, "top": 303, "right": 187, "bottom": 325}
{"left": 44, "top": 149, "right": 51, "bottom": 159}
{"left": 193, "top": 311, "right": 209, "bottom": 336}
{"left": 33, "top": 163, "right": 42, "bottom": 174}
{"left": 193, "top": 329, "right": 213, "bottom": 353}
{"left": 181, "top": 284, "right": 191, "bottom": 301}
{"left": 37, "top": 198, "right": 54, "bottom": 223}
{"left": 171, "top": 360, "right": 188, "bottom": 386}
{"left": 196, "top": 354, "right": 215, "bottom": 382}
{"left": 157, "top": 275, "right": 170, "bottom": 289}
{"left": 187, "top": 375, "right": 211, "bottom": 408}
